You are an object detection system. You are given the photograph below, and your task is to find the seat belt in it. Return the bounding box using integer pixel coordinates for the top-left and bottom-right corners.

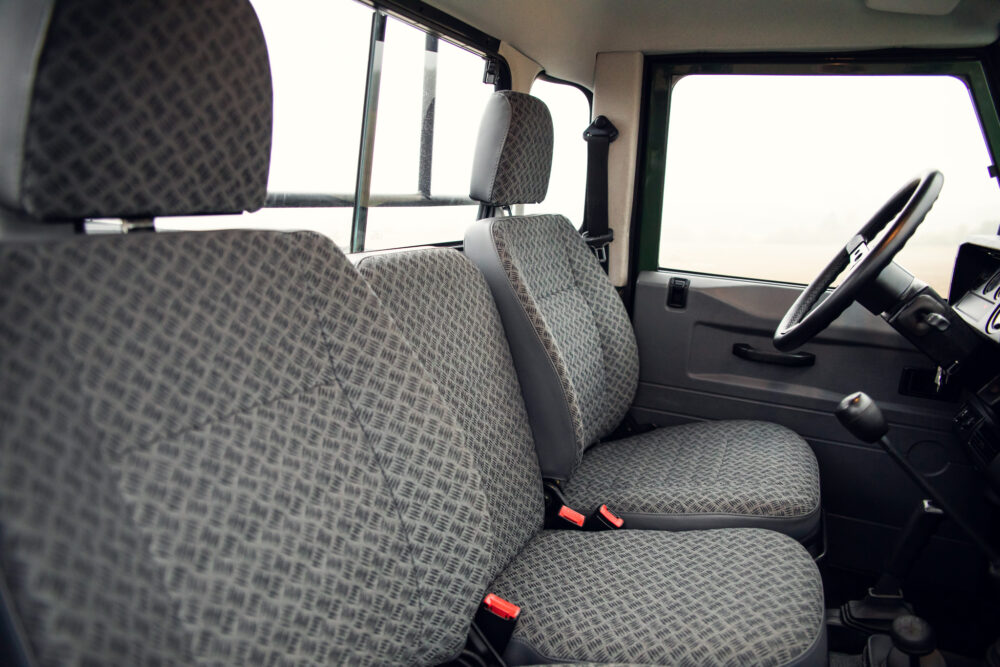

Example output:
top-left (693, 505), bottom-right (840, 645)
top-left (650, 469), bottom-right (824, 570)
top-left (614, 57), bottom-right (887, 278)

top-left (581, 115), bottom-right (619, 268)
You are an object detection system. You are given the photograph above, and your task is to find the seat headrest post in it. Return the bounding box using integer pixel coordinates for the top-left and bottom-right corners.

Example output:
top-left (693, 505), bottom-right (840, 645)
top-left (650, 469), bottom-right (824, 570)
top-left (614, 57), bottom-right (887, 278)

top-left (470, 91), bottom-right (553, 208)
top-left (0, 0), bottom-right (273, 222)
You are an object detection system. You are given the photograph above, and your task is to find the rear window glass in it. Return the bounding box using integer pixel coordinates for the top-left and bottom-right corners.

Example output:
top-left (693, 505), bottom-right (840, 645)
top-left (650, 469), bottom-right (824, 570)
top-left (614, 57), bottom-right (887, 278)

top-left (158, 0), bottom-right (495, 252)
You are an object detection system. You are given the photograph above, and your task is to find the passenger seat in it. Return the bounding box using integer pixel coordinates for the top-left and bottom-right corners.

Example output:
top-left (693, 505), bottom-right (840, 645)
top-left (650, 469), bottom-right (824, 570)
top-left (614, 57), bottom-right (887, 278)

top-left (357, 247), bottom-right (827, 665)
top-left (464, 91), bottom-right (822, 539)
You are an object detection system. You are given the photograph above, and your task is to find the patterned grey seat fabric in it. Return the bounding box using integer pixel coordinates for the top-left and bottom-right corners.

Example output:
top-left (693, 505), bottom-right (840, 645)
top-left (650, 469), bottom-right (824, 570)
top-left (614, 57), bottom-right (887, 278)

top-left (0, 2), bottom-right (496, 664)
top-left (358, 247), bottom-right (827, 666)
top-left (492, 530), bottom-right (825, 666)
top-left (357, 248), bottom-right (546, 575)
top-left (464, 91), bottom-right (821, 538)
top-left (0, 0), bottom-right (272, 220)
top-left (0, 232), bottom-right (495, 665)
top-left (567, 420), bottom-right (821, 535)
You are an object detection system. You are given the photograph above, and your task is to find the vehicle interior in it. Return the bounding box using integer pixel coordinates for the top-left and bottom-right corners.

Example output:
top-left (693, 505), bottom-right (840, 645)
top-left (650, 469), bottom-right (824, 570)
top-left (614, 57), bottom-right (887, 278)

top-left (2, 0), bottom-right (1000, 665)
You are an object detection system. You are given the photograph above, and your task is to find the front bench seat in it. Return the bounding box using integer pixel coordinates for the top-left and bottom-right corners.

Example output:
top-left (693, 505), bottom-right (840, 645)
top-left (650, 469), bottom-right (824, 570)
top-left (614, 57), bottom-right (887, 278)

top-left (464, 91), bottom-right (821, 539)
top-left (357, 247), bottom-right (826, 666)
top-left (0, 4), bottom-right (824, 665)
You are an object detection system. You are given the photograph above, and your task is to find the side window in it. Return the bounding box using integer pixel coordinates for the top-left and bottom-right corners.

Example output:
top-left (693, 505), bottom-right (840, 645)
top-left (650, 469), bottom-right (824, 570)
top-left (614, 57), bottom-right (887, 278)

top-left (363, 17), bottom-right (494, 251)
top-left (658, 74), bottom-right (1000, 294)
top-left (158, 0), bottom-right (495, 252)
top-left (525, 77), bottom-right (590, 225)
top-left (156, 0), bottom-right (371, 246)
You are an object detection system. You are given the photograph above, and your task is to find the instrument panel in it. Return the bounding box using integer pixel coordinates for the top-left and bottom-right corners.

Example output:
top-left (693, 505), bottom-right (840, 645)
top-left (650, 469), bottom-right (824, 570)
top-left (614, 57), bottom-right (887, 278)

top-left (953, 267), bottom-right (1000, 342)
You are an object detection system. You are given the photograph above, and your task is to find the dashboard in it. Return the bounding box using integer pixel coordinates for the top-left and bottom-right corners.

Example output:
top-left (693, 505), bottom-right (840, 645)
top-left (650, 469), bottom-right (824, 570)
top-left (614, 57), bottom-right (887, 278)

top-left (954, 267), bottom-right (1000, 342)
top-left (948, 236), bottom-right (1000, 492)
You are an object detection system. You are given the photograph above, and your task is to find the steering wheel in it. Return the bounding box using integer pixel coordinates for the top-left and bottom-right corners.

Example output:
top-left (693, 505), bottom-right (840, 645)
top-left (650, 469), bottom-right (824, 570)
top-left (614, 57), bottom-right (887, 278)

top-left (773, 170), bottom-right (944, 352)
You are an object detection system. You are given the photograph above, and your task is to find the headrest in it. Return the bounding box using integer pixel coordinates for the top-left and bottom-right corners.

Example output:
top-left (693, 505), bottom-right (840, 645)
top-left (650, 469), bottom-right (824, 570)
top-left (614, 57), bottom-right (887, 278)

top-left (0, 0), bottom-right (272, 221)
top-left (470, 91), bottom-right (553, 207)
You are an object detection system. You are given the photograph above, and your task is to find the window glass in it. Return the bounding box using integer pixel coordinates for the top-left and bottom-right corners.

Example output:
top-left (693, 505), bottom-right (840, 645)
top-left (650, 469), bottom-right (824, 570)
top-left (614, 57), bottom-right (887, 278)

top-left (659, 74), bottom-right (1000, 293)
top-left (157, 1), bottom-right (495, 252)
top-left (258, 0), bottom-right (370, 195)
top-left (157, 0), bottom-right (370, 245)
top-left (525, 78), bottom-right (590, 225)
top-left (431, 39), bottom-right (495, 196)
top-left (363, 206), bottom-right (481, 251)
top-left (369, 16), bottom-right (424, 196)
top-left (365, 17), bottom-right (493, 250)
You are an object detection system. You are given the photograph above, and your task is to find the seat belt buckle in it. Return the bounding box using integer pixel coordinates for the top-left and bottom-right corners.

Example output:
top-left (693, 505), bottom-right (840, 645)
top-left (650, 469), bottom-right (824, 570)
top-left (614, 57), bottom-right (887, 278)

top-left (474, 593), bottom-right (520, 656)
top-left (581, 230), bottom-right (613, 264)
top-left (482, 593), bottom-right (520, 620)
top-left (589, 504), bottom-right (625, 530)
top-left (557, 504), bottom-right (586, 528)
top-left (553, 501), bottom-right (625, 530)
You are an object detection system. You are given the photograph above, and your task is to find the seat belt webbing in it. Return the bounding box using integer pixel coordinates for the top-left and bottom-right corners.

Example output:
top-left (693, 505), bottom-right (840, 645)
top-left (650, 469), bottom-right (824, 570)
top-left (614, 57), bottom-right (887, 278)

top-left (581, 115), bottom-right (619, 266)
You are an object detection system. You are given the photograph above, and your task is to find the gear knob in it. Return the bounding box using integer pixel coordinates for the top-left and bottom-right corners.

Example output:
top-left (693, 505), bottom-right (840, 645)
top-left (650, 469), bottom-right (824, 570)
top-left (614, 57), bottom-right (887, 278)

top-left (887, 615), bottom-right (946, 667)
top-left (836, 392), bottom-right (889, 443)
top-left (890, 615), bottom-right (935, 656)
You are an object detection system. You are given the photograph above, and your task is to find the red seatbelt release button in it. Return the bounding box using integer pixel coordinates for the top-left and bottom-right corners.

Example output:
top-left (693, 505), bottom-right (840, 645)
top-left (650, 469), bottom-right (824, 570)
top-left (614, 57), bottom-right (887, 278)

top-left (483, 593), bottom-right (521, 621)
top-left (598, 504), bottom-right (624, 528)
top-left (558, 504), bottom-right (586, 527)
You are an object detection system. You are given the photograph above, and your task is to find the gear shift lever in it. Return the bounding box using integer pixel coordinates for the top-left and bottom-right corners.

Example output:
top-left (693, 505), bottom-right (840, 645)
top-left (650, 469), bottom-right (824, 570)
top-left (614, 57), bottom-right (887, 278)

top-left (834, 392), bottom-right (1000, 639)
top-left (836, 392), bottom-right (1000, 568)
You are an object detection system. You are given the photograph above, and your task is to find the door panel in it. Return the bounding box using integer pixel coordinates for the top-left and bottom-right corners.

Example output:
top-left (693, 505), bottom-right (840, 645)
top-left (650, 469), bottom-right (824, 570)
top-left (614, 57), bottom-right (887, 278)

top-left (632, 270), bottom-right (989, 592)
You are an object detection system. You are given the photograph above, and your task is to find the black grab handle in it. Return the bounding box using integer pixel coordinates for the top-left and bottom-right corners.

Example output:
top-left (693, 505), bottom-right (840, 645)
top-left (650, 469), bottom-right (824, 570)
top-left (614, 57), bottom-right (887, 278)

top-left (732, 343), bottom-right (815, 367)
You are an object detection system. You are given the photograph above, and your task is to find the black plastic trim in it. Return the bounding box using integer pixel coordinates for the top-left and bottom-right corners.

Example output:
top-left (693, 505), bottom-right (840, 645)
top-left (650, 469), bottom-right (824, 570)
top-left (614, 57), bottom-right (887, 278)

top-left (359, 0), bottom-right (500, 58)
top-left (623, 56), bottom-right (653, 316)
top-left (733, 343), bottom-right (816, 367)
top-left (267, 193), bottom-right (474, 208)
top-left (644, 46), bottom-right (995, 69)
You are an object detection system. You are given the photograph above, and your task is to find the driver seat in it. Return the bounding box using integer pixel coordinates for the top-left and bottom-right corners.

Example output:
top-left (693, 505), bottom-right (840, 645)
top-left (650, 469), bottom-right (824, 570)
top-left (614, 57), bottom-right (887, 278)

top-left (464, 91), bottom-right (822, 539)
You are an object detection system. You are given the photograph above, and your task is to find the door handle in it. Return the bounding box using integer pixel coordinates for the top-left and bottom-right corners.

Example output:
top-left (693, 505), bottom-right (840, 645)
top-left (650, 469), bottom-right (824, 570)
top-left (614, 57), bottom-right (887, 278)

top-left (732, 343), bottom-right (815, 367)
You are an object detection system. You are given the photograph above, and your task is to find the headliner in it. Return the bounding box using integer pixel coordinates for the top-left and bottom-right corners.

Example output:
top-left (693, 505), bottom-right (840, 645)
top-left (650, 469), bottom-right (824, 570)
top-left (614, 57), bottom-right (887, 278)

top-left (425, 0), bottom-right (1000, 86)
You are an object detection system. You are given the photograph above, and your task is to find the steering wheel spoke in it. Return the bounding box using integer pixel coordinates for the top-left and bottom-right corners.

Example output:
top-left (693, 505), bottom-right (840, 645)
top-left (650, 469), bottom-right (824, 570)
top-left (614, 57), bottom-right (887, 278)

top-left (773, 170), bottom-right (944, 352)
top-left (846, 234), bottom-right (870, 267)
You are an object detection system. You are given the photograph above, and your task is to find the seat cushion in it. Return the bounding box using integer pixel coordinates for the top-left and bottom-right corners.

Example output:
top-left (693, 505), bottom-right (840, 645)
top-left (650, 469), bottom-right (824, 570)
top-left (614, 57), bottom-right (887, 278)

top-left (564, 420), bottom-right (821, 539)
top-left (491, 529), bottom-right (826, 666)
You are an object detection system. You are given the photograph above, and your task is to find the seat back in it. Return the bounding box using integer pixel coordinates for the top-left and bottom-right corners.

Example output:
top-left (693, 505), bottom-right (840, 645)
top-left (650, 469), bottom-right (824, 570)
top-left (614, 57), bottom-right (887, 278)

top-left (357, 248), bottom-right (545, 575)
top-left (464, 91), bottom-right (640, 482)
top-left (0, 3), bottom-right (495, 664)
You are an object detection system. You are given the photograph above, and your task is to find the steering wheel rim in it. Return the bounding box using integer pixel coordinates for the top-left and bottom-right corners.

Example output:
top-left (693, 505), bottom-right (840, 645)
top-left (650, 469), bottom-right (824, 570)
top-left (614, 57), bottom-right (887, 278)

top-left (772, 170), bottom-right (944, 352)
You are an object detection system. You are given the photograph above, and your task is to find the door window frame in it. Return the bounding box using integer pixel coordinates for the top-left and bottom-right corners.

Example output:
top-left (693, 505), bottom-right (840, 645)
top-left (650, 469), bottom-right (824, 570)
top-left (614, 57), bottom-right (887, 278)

top-left (633, 55), bottom-right (1000, 282)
